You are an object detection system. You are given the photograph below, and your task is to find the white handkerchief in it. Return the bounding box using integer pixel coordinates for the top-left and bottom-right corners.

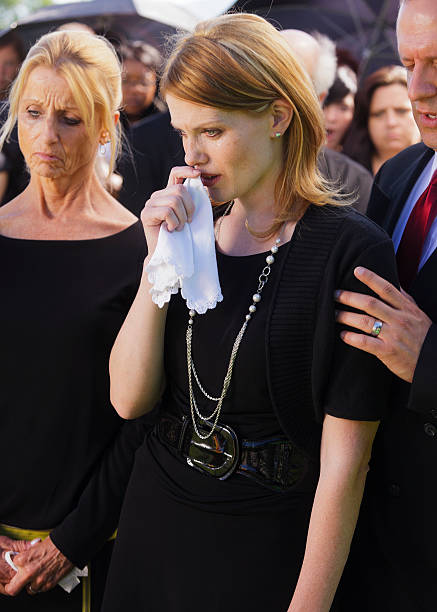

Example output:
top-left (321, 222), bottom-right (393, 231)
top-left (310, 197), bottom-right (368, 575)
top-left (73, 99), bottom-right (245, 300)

top-left (146, 177), bottom-right (223, 314)
top-left (58, 566), bottom-right (88, 593)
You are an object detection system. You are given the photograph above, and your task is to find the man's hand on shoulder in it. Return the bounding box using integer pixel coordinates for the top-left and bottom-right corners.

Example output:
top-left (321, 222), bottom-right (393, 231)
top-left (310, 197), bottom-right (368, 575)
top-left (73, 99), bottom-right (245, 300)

top-left (335, 266), bottom-right (432, 382)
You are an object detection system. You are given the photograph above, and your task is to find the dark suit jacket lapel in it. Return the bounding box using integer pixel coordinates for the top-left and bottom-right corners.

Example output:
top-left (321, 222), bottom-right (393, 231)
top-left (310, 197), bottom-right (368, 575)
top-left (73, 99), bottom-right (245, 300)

top-left (412, 148), bottom-right (437, 290)
top-left (372, 145), bottom-right (434, 236)
top-left (410, 248), bottom-right (437, 317)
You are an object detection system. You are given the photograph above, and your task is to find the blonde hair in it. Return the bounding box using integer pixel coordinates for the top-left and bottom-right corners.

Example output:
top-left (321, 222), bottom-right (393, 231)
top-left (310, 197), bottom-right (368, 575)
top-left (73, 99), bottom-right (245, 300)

top-left (160, 13), bottom-right (342, 236)
top-left (0, 30), bottom-right (122, 176)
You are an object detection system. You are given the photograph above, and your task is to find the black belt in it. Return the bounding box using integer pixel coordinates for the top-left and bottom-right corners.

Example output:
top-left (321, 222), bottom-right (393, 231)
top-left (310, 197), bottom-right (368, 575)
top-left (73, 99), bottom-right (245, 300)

top-left (157, 413), bottom-right (308, 492)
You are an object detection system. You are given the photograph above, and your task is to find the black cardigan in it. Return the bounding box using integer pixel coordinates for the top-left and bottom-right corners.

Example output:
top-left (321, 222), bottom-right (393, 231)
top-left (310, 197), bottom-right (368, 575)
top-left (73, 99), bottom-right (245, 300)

top-left (266, 204), bottom-right (399, 460)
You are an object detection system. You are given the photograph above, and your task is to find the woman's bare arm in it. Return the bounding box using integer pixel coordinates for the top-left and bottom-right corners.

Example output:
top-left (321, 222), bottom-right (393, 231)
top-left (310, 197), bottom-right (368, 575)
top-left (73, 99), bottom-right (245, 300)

top-left (109, 262), bottom-right (168, 419)
top-left (288, 414), bottom-right (378, 611)
top-left (109, 166), bottom-right (200, 419)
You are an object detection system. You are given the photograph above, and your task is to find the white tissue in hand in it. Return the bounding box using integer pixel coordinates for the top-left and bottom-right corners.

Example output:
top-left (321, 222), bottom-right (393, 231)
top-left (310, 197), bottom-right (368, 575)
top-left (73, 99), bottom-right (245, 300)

top-left (58, 566), bottom-right (88, 593)
top-left (146, 221), bottom-right (194, 306)
top-left (146, 176), bottom-right (223, 313)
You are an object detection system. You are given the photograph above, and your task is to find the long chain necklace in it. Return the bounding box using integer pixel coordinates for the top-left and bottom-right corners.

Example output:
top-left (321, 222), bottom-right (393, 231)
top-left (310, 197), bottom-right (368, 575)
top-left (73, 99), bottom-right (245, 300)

top-left (186, 225), bottom-right (283, 440)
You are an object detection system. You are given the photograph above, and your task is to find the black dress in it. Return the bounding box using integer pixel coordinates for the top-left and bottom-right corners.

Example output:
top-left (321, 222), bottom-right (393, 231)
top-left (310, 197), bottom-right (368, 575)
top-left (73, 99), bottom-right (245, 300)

top-left (102, 208), bottom-right (396, 612)
top-left (0, 221), bottom-right (150, 611)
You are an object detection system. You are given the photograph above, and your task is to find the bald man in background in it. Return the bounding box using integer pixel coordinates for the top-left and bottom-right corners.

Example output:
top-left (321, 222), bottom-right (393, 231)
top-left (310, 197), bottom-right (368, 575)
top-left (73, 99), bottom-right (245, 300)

top-left (282, 29), bottom-right (329, 96)
top-left (282, 29), bottom-right (372, 213)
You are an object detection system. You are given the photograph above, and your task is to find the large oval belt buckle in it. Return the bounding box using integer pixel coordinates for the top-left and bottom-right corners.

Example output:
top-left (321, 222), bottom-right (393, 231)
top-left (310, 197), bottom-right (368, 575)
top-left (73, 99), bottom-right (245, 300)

top-left (186, 420), bottom-right (239, 480)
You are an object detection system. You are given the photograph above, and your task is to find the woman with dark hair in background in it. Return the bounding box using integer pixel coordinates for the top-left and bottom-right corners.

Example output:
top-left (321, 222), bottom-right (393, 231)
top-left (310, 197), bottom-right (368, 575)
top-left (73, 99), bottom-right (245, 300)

top-left (119, 40), bottom-right (165, 125)
top-left (342, 65), bottom-right (420, 175)
top-left (0, 30), bottom-right (26, 204)
top-left (0, 30), bottom-right (24, 99)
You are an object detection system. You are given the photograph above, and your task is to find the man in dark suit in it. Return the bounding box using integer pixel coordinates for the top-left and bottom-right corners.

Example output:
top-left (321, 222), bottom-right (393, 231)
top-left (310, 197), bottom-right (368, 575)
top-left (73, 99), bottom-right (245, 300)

top-left (335, 0), bottom-right (437, 609)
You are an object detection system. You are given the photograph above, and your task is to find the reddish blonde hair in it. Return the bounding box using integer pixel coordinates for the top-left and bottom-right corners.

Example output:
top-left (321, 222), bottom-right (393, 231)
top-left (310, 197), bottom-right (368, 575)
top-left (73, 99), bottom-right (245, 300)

top-left (160, 13), bottom-right (343, 235)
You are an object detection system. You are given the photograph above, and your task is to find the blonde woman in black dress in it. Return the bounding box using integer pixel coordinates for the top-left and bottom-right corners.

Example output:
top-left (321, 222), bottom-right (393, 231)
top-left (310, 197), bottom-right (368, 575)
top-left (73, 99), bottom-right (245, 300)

top-left (103, 13), bottom-right (398, 612)
top-left (0, 30), bottom-right (148, 611)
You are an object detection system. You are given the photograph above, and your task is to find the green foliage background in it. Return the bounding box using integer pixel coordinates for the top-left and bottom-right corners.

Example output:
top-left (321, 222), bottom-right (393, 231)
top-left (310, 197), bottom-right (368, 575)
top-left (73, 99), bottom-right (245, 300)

top-left (0, 0), bottom-right (52, 30)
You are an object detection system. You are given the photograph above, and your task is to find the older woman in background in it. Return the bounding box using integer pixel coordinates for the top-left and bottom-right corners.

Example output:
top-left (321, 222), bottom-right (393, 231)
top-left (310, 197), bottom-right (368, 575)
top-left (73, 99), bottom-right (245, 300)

top-left (0, 30), bottom-right (148, 611)
top-left (323, 65), bottom-right (357, 151)
top-left (342, 65), bottom-right (420, 175)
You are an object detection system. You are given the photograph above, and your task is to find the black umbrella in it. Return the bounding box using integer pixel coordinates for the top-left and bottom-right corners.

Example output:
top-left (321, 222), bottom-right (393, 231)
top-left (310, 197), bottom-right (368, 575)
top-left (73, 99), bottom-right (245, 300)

top-left (1, 0), bottom-right (174, 51)
top-left (1, 0), bottom-right (399, 77)
top-left (0, 0), bottom-right (234, 52)
top-left (232, 0), bottom-right (400, 78)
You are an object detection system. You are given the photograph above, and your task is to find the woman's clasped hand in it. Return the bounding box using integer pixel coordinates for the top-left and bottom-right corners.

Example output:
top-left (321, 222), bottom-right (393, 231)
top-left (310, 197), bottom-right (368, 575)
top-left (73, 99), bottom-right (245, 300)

top-left (0, 537), bottom-right (32, 595)
top-left (140, 165), bottom-right (199, 248)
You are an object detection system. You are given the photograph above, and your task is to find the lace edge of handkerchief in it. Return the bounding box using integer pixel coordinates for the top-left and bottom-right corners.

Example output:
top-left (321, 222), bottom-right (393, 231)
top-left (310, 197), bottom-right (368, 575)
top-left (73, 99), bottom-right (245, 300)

top-left (150, 284), bottom-right (180, 308)
top-left (146, 256), bottom-right (192, 284)
top-left (182, 290), bottom-right (224, 314)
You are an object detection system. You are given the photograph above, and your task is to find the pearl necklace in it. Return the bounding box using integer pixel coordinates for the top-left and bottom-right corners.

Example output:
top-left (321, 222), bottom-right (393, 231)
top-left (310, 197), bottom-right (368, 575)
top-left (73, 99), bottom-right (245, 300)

top-left (186, 232), bottom-right (282, 440)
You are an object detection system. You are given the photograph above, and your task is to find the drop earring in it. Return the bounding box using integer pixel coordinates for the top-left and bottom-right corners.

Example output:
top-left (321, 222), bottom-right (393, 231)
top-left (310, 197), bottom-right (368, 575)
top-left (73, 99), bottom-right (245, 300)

top-left (99, 142), bottom-right (106, 156)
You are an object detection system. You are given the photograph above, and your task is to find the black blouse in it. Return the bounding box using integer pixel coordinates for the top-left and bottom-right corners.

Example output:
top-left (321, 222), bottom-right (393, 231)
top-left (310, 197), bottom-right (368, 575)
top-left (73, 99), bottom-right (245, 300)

top-left (164, 245), bottom-right (288, 440)
top-left (143, 205), bottom-right (399, 514)
top-left (0, 221), bottom-right (150, 567)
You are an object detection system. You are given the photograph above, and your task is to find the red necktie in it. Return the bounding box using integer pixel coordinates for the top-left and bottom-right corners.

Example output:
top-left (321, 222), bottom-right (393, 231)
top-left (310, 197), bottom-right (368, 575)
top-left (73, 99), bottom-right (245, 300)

top-left (396, 169), bottom-right (437, 289)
